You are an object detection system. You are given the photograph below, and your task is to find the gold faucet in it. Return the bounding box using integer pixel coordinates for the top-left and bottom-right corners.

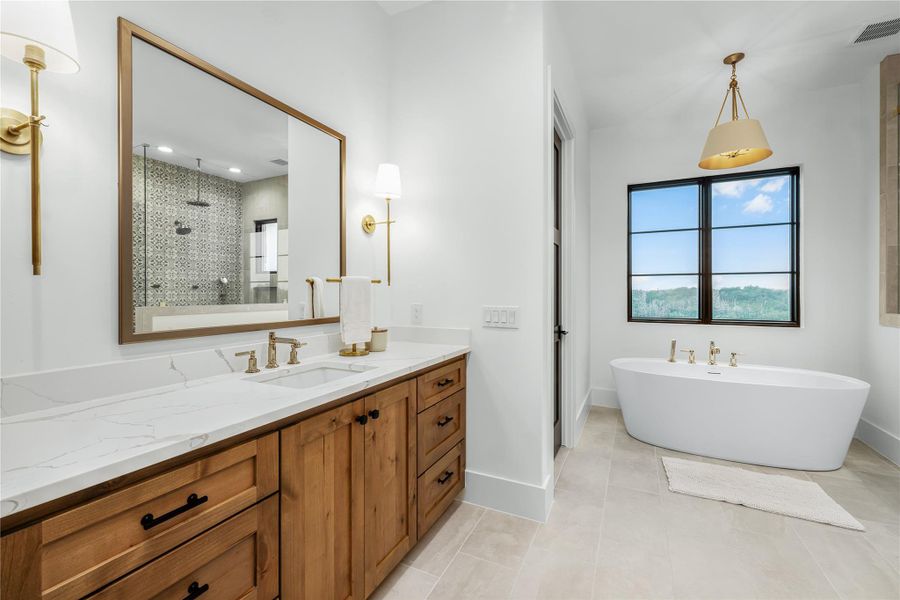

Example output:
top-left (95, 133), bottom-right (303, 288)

top-left (667, 339), bottom-right (677, 363)
top-left (729, 352), bottom-right (743, 367)
top-left (681, 349), bottom-right (696, 364)
top-left (267, 331), bottom-right (299, 369)
top-left (288, 340), bottom-right (308, 365)
top-left (234, 350), bottom-right (260, 373)
top-left (707, 341), bottom-right (721, 366)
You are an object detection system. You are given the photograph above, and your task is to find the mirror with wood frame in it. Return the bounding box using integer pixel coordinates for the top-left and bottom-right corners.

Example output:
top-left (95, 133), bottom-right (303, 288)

top-left (118, 18), bottom-right (345, 343)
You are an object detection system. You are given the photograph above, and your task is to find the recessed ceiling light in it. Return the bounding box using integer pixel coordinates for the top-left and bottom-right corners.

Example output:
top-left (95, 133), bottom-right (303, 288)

top-left (157, 146), bottom-right (173, 153)
top-left (229, 167), bottom-right (242, 173)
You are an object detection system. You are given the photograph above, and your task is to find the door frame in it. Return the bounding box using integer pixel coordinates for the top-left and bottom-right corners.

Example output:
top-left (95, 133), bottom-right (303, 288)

top-left (551, 91), bottom-right (576, 450)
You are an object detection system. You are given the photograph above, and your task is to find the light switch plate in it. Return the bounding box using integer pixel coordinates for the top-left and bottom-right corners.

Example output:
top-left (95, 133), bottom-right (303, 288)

top-left (482, 305), bottom-right (519, 328)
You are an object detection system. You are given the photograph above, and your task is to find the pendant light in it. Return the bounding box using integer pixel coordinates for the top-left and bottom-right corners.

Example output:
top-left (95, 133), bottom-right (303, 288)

top-left (698, 52), bottom-right (772, 170)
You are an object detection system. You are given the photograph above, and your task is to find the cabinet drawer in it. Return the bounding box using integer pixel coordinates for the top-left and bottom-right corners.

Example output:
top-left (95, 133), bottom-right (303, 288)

top-left (416, 359), bottom-right (465, 413)
top-left (41, 434), bottom-right (278, 600)
top-left (88, 495), bottom-right (278, 600)
top-left (417, 390), bottom-right (465, 475)
top-left (417, 442), bottom-right (465, 539)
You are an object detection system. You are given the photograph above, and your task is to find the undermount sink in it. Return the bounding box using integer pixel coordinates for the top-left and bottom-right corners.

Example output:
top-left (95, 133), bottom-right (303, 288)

top-left (247, 362), bottom-right (377, 390)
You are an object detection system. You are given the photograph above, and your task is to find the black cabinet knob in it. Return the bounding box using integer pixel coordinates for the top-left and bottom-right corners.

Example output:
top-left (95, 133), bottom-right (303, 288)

top-left (368, 409), bottom-right (380, 420)
top-left (355, 414), bottom-right (368, 425)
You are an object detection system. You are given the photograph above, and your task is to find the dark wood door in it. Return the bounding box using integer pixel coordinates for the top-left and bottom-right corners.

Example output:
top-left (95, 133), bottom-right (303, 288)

top-left (281, 400), bottom-right (366, 600)
top-left (553, 130), bottom-right (564, 456)
top-left (364, 380), bottom-right (417, 596)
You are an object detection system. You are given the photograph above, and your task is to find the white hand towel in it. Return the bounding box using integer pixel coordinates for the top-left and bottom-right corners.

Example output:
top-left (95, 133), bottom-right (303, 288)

top-left (307, 276), bottom-right (325, 319)
top-left (340, 276), bottom-right (372, 345)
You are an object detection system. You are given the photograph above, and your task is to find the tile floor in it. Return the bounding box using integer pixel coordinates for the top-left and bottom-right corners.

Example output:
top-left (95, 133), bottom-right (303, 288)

top-left (372, 407), bottom-right (900, 600)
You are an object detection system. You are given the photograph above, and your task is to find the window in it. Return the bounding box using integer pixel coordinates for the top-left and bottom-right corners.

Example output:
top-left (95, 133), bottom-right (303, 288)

top-left (628, 167), bottom-right (799, 326)
top-left (254, 219), bottom-right (278, 274)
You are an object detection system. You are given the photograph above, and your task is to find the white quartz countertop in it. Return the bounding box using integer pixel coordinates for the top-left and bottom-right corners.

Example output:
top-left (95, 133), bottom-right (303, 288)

top-left (0, 341), bottom-right (469, 519)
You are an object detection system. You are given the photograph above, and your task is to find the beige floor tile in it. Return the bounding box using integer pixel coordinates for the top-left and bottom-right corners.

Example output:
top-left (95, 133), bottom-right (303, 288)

top-left (371, 564), bottom-right (438, 600)
top-left (534, 487), bottom-right (604, 554)
top-left (613, 430), bottom-right (656, 459)
top-left (594, 536), bottom-right (673, 600)
top-left (427, 552), bottom-right (517, 600)
top-left (609, 451), bottom-right (659, 495)
top-left (577, 427), bottom-right (616, 460)
top-left (554, 447), bottom-right (570, 484)
top-left (586, 407), bottom-right (624, 432)
top-left (735, 528), bottom-right (838, 599)
top-left (792, 518), bottom-right (900, 599)
top-left (845, 440), bottom-right (900, 478)
top-left (556, 449), bottom-right (611, 497)
top-left (809, 471), bottom-right (899, 524)
top-left (404, 501), bottom-right (485, 576)
top-left (459, 509), bottom-right (538, 569)
top-left (510, 545), bottom-right (595, 600)
top-left (602, 485), bottom-right (667, 546)
top-left (668, 531), bottom-right (758, 600)
top-left (860, 519), bottom-right (900, 574)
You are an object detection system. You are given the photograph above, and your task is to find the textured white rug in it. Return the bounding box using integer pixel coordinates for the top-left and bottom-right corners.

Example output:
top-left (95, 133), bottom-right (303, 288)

top-left (661, 457), bottom-right (865, 531)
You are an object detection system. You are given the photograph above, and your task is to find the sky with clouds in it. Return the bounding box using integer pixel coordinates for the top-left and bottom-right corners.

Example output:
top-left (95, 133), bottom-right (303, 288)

top-left (631, 175), bottom-right (792, 291)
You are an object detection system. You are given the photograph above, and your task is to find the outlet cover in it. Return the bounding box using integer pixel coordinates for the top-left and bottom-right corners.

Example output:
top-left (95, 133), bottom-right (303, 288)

top-left (411, 303), bottom-right (423, 325)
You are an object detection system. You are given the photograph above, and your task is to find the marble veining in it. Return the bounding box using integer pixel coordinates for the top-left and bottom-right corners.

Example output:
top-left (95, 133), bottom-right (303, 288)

top-left (1, 340), bottom-right (469, 518)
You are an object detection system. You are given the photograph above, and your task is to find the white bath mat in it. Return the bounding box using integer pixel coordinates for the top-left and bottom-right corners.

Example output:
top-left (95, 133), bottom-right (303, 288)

top-left (661, 457), bottom-right (865, 531)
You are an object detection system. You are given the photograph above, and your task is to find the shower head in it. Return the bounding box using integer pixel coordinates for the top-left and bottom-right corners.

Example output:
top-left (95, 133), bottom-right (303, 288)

top-left (174, 220), bottom-right (192, 235)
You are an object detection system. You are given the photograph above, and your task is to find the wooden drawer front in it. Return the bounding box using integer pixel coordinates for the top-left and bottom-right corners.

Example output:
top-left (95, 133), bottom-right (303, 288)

top-left (88, 495), bottom-right (278, 600)
top-left (417, 442), bottom-right (465, 539)
top-left (41, 434), bottom-right (278, 600)
top-left (417, 390), bottom-right (465, 475)
top-left (416, 359), bottom-right (466, 413)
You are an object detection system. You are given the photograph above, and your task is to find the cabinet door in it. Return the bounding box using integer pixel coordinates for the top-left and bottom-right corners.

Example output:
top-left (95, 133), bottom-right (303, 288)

top-left (281, 400), bottom-right (365, 600)
top-left (364, 380), bottom-right (417, 596)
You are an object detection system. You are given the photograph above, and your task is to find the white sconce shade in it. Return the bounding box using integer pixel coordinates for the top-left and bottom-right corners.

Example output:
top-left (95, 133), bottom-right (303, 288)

top-left (698, 118), bottom-right (772, 170)
top-left (1, 0), bottom-right (80, 73)
top-left (374, 163), bottom-right (402, 199)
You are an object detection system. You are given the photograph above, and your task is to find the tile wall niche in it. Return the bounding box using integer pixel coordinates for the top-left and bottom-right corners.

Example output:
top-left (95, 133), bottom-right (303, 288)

top-left (132, 154), bottom-right (244, 308)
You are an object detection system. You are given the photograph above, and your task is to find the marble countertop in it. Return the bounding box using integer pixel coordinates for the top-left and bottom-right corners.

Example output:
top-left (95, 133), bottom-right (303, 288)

top-left (0, 341), bottom-right (469, 519)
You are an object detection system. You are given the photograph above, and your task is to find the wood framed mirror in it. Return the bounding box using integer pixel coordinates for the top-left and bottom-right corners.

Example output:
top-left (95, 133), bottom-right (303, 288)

top-left (118, 18), bottom-right (345, 343)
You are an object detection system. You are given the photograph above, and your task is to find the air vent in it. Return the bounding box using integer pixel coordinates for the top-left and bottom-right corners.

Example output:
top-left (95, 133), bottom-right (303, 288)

top-left (270, 158), bottom-right (288, 166)
top-left (853, 18), bottom-right (900, 44)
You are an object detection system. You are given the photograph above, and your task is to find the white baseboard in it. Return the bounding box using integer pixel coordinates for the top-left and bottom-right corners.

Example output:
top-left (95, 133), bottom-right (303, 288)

top-left (574, 389), bottom-right (591, 446)
top-left (463, 469), bottom-right (551, 522)
top-left (590, 387), bottom-right (619, 408)
top-left (855, 418), bottom-right (900, 466)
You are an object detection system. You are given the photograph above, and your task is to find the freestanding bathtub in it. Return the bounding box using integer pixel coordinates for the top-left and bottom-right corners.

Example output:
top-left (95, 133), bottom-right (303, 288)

top-left (609, 358), bottom-right (870, 471)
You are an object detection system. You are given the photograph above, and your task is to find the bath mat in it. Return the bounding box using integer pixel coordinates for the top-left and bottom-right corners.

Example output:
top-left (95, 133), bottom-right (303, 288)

top-left (661, 457), bottom-right (865, 531)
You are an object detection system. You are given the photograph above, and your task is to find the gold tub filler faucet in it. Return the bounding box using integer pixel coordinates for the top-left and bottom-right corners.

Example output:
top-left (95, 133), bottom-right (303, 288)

top-left (708, 341), bottom-right (721, 366)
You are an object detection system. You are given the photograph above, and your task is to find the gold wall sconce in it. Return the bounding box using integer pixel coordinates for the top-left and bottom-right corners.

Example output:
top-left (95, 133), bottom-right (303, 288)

top-left (1, 1), bottom-right (80, 275)
top-left (362, 163), bottom-right (402, 285)
top-left (699, 52), bottom-right (772, 170)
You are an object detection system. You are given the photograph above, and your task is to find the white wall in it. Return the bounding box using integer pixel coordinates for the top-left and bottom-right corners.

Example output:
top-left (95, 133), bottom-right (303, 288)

top-left (0, 0), bottom-right (391, 375)
top-left (858, 65), bottom-right (900, 463)
top-left (386, 2), bottom-right (554, 518)
top-left (590, 83), bottom-right (871, 405)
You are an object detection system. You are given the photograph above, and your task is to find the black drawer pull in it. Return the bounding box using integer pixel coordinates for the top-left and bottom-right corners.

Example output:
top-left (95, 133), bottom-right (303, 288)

top-left (437, 416), bottom-right (454, 427)
top-left (140, 493), bottom-right (208, 530)
top-left (437, 470), bottom-right (454, 485)
top-left (368, 409), bottom-right (380, 420)
top-left (184, 581), bottom-right (209, 600)
top-left (356, 414), bottom-right (368, 425)
top-left (436, 378), bottom-right (454, 388)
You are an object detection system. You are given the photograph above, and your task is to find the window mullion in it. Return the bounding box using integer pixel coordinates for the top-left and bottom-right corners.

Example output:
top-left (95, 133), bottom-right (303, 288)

top-left (700, 178), bottom-right (712, 324)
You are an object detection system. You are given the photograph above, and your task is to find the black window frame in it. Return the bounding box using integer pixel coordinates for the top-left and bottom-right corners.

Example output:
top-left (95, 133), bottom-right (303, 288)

top-left (627, 166), bottom-right (800, 327)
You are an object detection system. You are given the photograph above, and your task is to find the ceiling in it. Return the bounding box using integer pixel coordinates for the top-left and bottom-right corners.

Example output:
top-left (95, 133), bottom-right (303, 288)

top-left (554, 1), bottom-right (900, 128)
top-left (132, 37), bottom-right (290, 183)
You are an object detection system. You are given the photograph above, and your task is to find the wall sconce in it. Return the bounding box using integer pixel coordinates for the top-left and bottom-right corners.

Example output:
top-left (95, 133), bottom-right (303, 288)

top-left (362, 163), bottom-right (402, 285)
top-left (0, 1), bottom-right (80, 275)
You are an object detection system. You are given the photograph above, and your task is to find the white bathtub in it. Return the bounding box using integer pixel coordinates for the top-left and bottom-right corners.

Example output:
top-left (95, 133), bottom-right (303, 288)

top-left (609, 358), bottom-right (870, 471)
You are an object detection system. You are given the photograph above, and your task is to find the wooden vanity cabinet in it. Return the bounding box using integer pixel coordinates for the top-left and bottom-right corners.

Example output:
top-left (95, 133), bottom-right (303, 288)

top-left (1, 357), bottom-right (467, 600)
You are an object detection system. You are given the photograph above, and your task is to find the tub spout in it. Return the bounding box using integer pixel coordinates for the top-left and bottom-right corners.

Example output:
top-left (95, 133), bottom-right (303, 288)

top-left (708, 341), bottom-right (721, 366)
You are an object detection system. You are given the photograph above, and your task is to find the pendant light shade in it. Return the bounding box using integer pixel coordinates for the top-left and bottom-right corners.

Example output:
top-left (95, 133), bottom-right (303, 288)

top-left (699, 52), bottom-right (772, 170)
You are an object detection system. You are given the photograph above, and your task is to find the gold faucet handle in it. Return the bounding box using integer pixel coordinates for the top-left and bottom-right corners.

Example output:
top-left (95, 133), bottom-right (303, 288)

top-left (287, 341), bottom-right (308, 365)
top-left (235, 350), bottom-right (261, 374)
top-left (680, 349), bottom-right (696, 364)
top-left (729, 352), bottom-right (743, 367)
